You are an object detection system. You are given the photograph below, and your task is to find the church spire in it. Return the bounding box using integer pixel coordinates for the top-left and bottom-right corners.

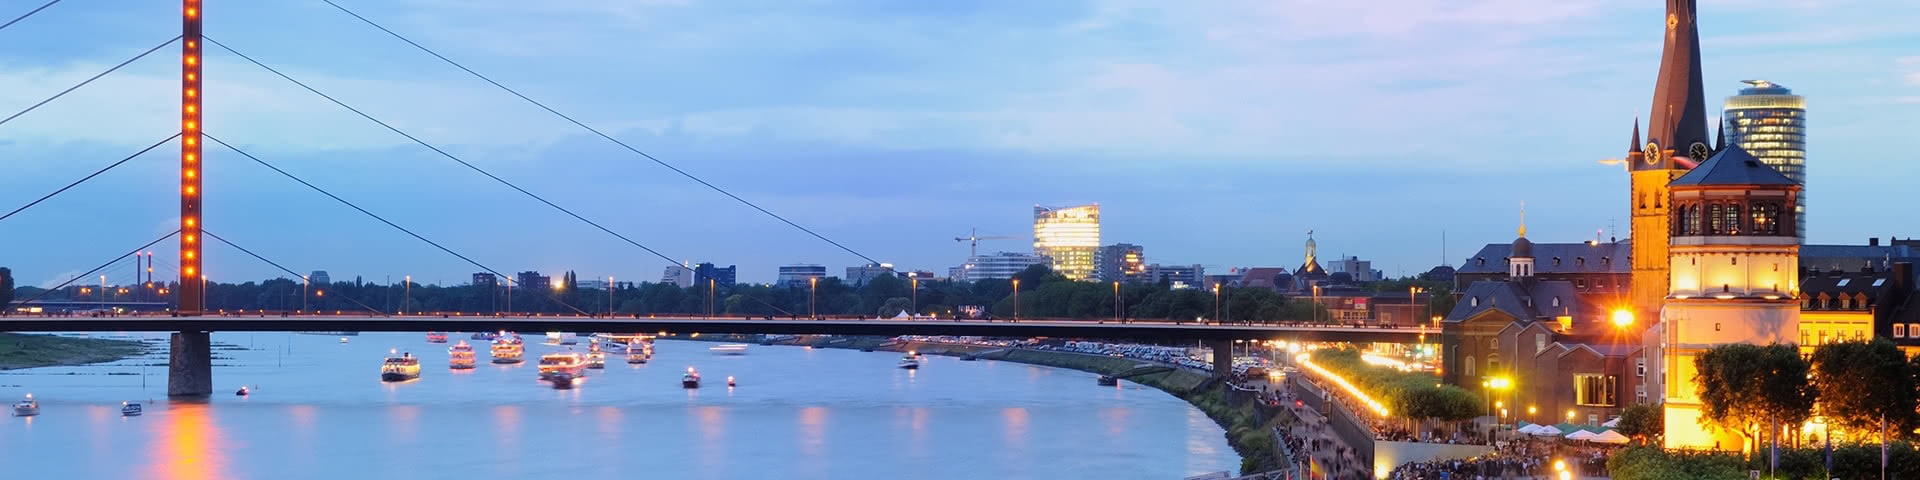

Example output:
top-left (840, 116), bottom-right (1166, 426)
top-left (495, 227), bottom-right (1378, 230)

top-left (1518, 201), bottom-right (1527, 237)
top-left (1630, 118), bottom-right (1643, 153)
top-left (1714, 120), bottom-right (1725, 151)
top-left (1639, 0), bottom-right (1711, 170)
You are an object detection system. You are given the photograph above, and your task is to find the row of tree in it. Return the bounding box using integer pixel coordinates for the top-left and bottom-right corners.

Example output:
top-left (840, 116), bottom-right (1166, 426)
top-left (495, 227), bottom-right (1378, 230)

top-left (1314, 348), bottom-right (1483, 428)
top-left (1648, 339), bottom-right (1920, 452)
top-left (9, 264), bottom-right (1444, 324)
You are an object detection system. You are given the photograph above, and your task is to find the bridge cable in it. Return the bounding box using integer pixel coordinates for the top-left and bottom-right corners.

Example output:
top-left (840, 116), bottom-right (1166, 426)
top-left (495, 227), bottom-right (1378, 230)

top-left (14, 230), bottom-right (179, 308)
top-left (204, 38), bottom-right (680, 270)
top-left (0, 133), bottom-right (178, 225)
top-left (0, 0), bottom-right (63, 34)
top-left (202, 230), bottom-right (387, 315)
top-left (202, 134), bottom-right (591, 316)
top-left (0, 35), bottom-right (179, 129)
top-left (315, 1), bottom-right (891, 269)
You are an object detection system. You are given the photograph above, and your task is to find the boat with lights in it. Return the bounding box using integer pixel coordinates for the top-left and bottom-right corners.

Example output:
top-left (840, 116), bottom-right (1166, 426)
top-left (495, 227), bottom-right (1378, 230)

top-left (491, 334), bottom-right (524, 364)
top-left (448, 341), bottom-right (477, 369)
top-left (381, 351), bottom-right (422, 382)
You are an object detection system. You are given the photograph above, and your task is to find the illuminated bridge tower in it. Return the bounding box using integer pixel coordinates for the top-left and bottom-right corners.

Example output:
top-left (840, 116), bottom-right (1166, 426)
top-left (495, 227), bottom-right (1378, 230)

top-left (1655, 145), bottom-right (1801, 450)
top-left (1630, 0), bottom-right (1713, 328)
top-left (169, 0), bottom-right (213, 397)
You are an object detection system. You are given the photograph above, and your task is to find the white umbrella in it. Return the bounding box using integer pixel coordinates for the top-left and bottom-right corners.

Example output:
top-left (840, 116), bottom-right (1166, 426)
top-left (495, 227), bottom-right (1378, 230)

top-left (1590, 430), bottom-right (1631, 444)
top-left (1516, 424), bottom-right (1541, 435)
top-left (1565, 429), bottom-right (1597, 441)
top-left (1530, 425), bottom-right (1563, 437)
top-left (1601, 417), bottom-right (1621, 428)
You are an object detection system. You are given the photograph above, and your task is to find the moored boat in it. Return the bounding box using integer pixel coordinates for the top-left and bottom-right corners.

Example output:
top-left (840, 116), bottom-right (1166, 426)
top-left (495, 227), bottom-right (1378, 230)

top-left (449, 341), bottom-right (477, 369)
top-left (121, 401), bottom-right (143, 417)
top-left (470, 332), bottom-right (495, 341)
top-left (1097, 375), bottom-right (1118, 386)
top-left (537, 352), bottom-right (587, 382)
top-left (381, 351), bottom-right (422, 382)
top-left (682, 367), bottom-right (701, 388)
top-left (425, 332), bottom-right (448, 343)
top-left (898, 351), bottom-right (921, 370)
top-left (709, 344), bottom-right (748, 355)
top-left (491, 333), bottom-right (524, 364)
top-left (626, 344), bottom-right (650, 364)
top-left (13, 394), bottom-right (39, 417)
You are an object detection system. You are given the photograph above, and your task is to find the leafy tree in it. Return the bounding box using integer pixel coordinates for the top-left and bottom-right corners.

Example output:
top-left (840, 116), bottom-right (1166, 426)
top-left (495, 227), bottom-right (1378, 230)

top-left (0, 267), bottom-right (13, 315)
top-left (1695, 343), bottom-right (1817, 453)
top-left (875, 297), bottom-right (912, 317)
top-left (1617, 403), bottom-right (1664, 445)
top-left (1811, 339), bottom-right (1919, 437)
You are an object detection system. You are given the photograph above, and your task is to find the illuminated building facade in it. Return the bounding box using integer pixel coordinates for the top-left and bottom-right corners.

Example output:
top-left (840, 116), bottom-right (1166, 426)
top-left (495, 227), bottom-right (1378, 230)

top-left (1723, 80), bottom-right (1807, 239)
top-left (1095, 243), bottom-right (1145, 283)
top-left (951, 252), bottom-right (1048, 282)
top-left (1033, 205), bottom-right (1100, 280)
top-left (1630, 0), bottom-right (1714, 332)
top-left (1650, 145), bottom-right (1802, 450)
top-left (776, 264), bottom-right (827, 288)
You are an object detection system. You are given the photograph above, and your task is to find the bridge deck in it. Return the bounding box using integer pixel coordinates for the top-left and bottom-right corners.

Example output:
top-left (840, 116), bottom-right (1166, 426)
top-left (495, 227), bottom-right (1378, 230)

top-left (0, 315), bottom-right (1426, 342)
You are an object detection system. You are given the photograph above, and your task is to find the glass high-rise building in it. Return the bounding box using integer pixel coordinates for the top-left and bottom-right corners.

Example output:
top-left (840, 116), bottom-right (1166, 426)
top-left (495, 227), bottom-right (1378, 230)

top-left (1724, 80), bottom-right (1806, 238)
top-left (1033, 204), bottom-right (1100, 280)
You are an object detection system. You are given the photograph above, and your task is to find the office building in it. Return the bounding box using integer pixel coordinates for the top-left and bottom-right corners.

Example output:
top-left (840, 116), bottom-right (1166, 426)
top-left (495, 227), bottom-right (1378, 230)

top-left (693, 263), bottom-right (736, 290)
top-left (1095, 243), bottom-right (1145, 283)
top-left (661, 263), bottom-right (694, 288)
top-left (1141, 264), bottom-right (1204, 289)
top-left (472, 272), bottom-right (498, 288)
top-left (952, 252), bottom-right (1048, 282)
top-left (309, 270), bottom-right (330, 286)
top-left (777, 264), bottom-right (828, 288)
top-left (515, 271), bottom-right (550, 291)
top-left (846, 263), bottom-right (900, 287)
top-left (1324, 256), bottom-right (1379, 282)
top-left (1724, 80), bottom-right (1806, 239)
top-left (1033, 204), bottom-right (1100, 280)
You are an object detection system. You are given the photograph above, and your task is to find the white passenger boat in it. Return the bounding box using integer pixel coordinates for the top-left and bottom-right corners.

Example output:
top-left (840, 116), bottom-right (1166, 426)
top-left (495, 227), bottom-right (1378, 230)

top-left (709, 344), bottom-right (748, 355)
top-left (12, 394), bottom-right (38, 417)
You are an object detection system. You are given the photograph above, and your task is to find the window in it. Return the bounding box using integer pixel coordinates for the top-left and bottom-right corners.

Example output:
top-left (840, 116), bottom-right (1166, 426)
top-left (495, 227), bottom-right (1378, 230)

top-left (1465, 356), bottom-right (1476, 377)
top-left (1535, 334), bottom-right (1547, 354)
top-left (1488, 355), bottom-right (1500, 374)
top-left (1576, 280), bottom-right (1586, 289)
top-left (1576, 257), bottom-right (1586, 267)
top-left (1490, 339), bottom-right (1499, 351)
top-left (1551, 297), bottom-right (1562, 308)
top-left (1553, 257), bottom-right (1561, 266)
top-left (1723, 204), bottom-right (1743, 235)
top-left (1708, 204), bottom-right (1724, 234)
top-left (1912, 324), bottom-right (1920, 338)
top-left (1470, 297), bottom-right (1479, 307)
top-left (1635, 358), bottom-right (1646, 377)
top-left (1893, 324), bottom-right (1904, 339)
top-left (1575, 374), bottom-right (1618, 406)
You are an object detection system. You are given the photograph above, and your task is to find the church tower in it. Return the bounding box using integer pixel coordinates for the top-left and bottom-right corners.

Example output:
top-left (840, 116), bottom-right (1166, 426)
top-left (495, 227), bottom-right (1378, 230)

top-left (1631, 0), bottom-right (1713, 325)
top-left (1655, 145), bottom-right (1801, 450)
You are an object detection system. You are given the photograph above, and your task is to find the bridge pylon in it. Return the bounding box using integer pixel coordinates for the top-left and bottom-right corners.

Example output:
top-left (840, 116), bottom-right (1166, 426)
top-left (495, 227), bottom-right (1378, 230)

top-left (177, 0), bottom-right (204, 314)
top-left (167, 331), bottom-right (213, 396)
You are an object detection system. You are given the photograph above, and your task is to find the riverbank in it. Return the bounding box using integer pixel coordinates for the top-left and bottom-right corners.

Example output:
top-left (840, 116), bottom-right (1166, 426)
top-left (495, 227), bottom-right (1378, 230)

top-left (0, 333), bottom-right (148, 370)
top-left (667, 333), bottom-right (1282, 473)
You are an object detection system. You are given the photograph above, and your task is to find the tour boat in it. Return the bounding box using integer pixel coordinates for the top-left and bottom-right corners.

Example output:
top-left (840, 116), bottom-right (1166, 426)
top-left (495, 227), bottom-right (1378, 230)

top-left (1097, 375), bottom-right (1118, 386)
top-left (121, 401), bottom-right (143, 417)
top-left (537, 352), bottom-right (587, 383)
top-left (425, 332), bottom-right (448, 343)
top-left (897, 351), bottom-right (920, 370)
top-left (381, 351), bottom-right (422, 382)
top-left (586, 351), bottom-right (607, 369)
top-left (682, 367), bottom-right (701, 388)
top-left (626, 344), bottom-right (650, 364)
top-left (491, 334), bottom-right (524, 364)
top-left (12, 394), bottom-right (38, 417)
top-left (448, 341), bottom-right (477, 369)
top-left (709, 344), bottom-right (749, 355)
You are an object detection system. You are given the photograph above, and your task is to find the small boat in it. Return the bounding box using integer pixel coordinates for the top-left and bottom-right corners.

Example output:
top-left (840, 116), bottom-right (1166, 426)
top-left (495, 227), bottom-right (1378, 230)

top-left (545, 332), bottom-right (579, 345)
top-left (235, 386), bottom-right (250, 396)
top-left (448, 341), bottom-right (477, 369)
top-left (960, 355), bottom-right (978, 362)
top-left (470, 332), bottom-right (495, 341)
top-left (898, 351), bottom-right (921, 370)
top-left (625, 344), bottom-right (649, 364)
top-left (1097, 375), bottom-right (1118, 386)
top-left (586, 352), bottom-right (606, 369)
top-left (426, 332), bottom-right (448, 343)
top-left (491, 334), bottom-right (525, 364)
top-left (381, 350), bottom-right (422, 382)
top-left (537, 352), bottom-right (587, 382)
top-left (709, 344), bottom-right (748, 355)
top-left (12, 394), bottom-right (38, 417)
top-left (682, 367), bottom-right (701, 388)
top-left (121, 401), bottom-right (143, 417)
top-left (727, 376), bottom-right (736, 387)
top-left (339, 337), bottom-right (350, 344)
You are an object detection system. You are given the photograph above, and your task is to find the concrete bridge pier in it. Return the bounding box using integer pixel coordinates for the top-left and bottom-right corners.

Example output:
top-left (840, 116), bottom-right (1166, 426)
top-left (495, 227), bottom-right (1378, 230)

top-left (168, 331), bottom-right (213, 396)
top-left (1209, 339), bottom-right (1233, 377)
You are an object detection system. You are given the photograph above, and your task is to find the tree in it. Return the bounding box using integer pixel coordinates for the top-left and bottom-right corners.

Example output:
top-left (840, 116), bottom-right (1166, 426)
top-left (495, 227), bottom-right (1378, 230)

top-left (1811, 339), bottom-right (1919, 438)
top-left (1695, 343), bottom-right (1817, 453)
top-left (0, 267), bottom-right (13, 316)
top-left (875, 297), bottom-right (912, 317)
top-left (1617, 403), bottom-right (1665, 445)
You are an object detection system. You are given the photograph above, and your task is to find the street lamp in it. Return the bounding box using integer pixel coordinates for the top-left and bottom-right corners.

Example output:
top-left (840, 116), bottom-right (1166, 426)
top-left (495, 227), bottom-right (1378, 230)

top-left (1611, 309), bottom-right (1634, 329)
top-left (911, 276), bottom-right (919, 318)
top-left (1011, 278), bottom-right (1021, 321)
top-left (607, 276), bottom-right (615, 316)
top-left (302, 275), bottom-right (310, 313)
top-left (1112, 281), bottom-right (1121, 324)
top-left (809, 276), bottom-right (818, 319)
top-left (1311, 285), bottom-right (1322, 324)
top-left (403, 275), bottom-right (411, 315)
top-left (1212, 283), bottom-right (1220, 325)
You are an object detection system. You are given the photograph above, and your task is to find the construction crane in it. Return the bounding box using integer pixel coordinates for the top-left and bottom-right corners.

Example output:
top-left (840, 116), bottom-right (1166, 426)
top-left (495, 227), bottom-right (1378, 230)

top-left (955, 228), bottom-right (1018, 258)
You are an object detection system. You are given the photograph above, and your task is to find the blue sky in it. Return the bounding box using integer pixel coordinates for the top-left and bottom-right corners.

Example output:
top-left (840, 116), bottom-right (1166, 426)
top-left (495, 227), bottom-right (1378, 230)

top-left (2, 0), bottom-right (1916, 287)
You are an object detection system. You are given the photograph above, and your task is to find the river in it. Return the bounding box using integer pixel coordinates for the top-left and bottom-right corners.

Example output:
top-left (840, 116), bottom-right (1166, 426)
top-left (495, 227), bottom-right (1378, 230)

top-left (0, 332), bottom-right (1236, 478)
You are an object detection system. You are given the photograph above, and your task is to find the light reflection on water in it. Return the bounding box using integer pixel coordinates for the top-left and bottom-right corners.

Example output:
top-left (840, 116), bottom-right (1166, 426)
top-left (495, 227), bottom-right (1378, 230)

top-left (1, 333), bottom-right (1236, 478)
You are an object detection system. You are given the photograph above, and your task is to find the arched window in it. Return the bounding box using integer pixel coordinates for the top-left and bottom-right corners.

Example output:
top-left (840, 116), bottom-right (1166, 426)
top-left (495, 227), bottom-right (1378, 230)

top-left (1465, 356), bottom-right (1476, 377)
top-left (1551, 297), bottom-right (1562, 307)
top-left (1708, 204), bottom-right (1724, 234)
top-left (1724, 204), bottom-right (1743, 235)
top-left (1489, 338), bottom-right (1499, 350)
top-left (1488, 355), bottom-right (1501, 374)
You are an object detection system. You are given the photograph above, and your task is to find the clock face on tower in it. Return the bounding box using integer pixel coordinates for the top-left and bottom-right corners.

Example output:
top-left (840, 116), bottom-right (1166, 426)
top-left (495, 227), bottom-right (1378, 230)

top-left (1688, 142), bottom-right (1711, 163)
top-left (1645, 142), bottom-right (1661, 165)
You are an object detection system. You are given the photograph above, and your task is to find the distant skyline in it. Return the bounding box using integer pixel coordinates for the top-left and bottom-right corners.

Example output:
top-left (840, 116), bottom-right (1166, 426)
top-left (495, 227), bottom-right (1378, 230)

top-left (2, 1), bottom-right (1917, 287)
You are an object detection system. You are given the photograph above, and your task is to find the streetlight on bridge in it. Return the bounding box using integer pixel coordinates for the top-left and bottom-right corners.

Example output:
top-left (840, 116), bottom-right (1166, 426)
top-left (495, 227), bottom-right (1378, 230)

top-left (809, 276), bottom-right (818, 319)
top-left (1010, 278), bottom-right (1020, 322)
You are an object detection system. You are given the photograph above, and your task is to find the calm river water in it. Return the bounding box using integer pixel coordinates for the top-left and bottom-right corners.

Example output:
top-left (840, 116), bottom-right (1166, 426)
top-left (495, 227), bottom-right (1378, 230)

top-left (0, 332), bottom-right (1234, 478)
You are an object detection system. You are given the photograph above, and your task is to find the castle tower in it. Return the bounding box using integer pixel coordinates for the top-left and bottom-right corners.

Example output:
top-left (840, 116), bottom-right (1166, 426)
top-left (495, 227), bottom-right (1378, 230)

top-left (1655, 145), bottom-right (1801, 450)
top-left (1630, 0), bottom-right (1713, 327)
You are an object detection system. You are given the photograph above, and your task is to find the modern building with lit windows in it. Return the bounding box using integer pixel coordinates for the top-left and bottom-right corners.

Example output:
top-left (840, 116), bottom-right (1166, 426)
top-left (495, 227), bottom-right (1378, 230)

top-left (950, 252), bottom-right (1049, 282)
top-left (1723, 80), bottom-right (1806, 239)
top-left (1095, 243), bottom-right (1145, 283)
top-left (776, 264), bottom-right (827, 288)
top-left (1033, 204), bottom-right (1100, 280)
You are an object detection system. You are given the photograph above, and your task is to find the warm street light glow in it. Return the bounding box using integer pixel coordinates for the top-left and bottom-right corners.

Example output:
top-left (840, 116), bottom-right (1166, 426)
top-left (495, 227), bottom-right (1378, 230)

top-left (1489, 376), bottom-right (1512, 390)
top-left (1296, 352), bottom-right (1389, 416)
top-left (1611, 309), bottom-right (1634, 328)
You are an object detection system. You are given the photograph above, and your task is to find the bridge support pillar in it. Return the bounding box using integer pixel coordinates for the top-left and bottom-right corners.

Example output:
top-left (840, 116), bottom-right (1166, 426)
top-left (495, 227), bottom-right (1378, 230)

top-left (1209, 339), bottom-right (1232, 378)
top-left (168, 331), bottom-right (212, 397)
